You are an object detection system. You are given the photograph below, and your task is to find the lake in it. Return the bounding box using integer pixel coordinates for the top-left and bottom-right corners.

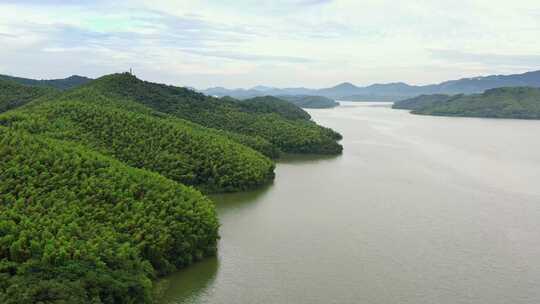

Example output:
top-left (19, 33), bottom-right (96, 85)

top-left (158, 102), bottom-right (540, 304)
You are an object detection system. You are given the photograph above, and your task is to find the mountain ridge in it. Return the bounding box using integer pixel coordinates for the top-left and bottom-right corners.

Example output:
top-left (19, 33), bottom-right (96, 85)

top-left (0, 74), bottom-right (92, 90)
top-left (201, 70), bottom-right (540, 101)
top-left (4, 69), bottom-right (540, 102)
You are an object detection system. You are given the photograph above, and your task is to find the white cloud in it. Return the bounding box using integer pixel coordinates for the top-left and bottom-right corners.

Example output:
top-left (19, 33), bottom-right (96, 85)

top-left (0, 0), bottom-right (539, 88)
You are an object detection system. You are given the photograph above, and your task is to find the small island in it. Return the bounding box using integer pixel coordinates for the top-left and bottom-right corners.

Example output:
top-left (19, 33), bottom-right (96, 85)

top-left (393, 87), bottom-right (540, 119)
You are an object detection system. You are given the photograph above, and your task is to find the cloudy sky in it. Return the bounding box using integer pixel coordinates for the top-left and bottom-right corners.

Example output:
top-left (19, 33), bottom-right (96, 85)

top-left (1, 0), bottom-right (539, 89)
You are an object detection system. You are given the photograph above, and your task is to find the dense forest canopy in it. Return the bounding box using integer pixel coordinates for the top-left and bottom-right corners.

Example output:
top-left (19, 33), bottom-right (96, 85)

top-left (392, 94), bottom-right (456, 111)
top-left (82, 73), bottom-right (343, 155)
top-left (393, 87), bottom-right (540, 119)
top-left (0, 127), bottom-right (219, 303)
top-left (0, 72), bottom-right (344, 303)
top-left (0, 89), bottom-right (275, 193)
top-left (0, 79), bottom-right (57, 114)
top-left (237, 96), bottom-right (312, 120)
top-left (0, 73), bottom-right (343, 156)
top-left (276, 95), bottom-right (339, 109)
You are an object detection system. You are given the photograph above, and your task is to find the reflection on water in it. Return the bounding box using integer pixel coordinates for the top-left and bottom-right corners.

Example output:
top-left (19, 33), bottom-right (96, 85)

top-left (154, 258), bottom-right (219, 304)
top-left (210, 185), bottom-right (272, 216)
top-left (156, 154), bottom-right (341, 304)
top-left (159, 102), bottom-right (540, 304)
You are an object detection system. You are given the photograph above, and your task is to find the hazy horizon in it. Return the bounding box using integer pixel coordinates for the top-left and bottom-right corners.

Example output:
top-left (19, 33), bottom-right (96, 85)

top-left (1, 0), bottom-right (539, 89)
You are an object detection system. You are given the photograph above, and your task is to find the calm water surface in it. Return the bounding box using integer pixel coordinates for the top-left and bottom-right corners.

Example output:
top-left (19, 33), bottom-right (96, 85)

top-left (158, 102), bottom-right (540, 304)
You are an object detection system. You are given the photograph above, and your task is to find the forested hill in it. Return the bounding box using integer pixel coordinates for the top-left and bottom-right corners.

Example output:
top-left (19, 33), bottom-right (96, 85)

top-left (79, 73), bottom-right (343, 155)
top-left (392, 94), bottom-right (455, 111)
top-left (84, 73), bottom-right (312, 121)
top-left (0, 74), bottom-right (274, 302)
top-left (0, 72), bottom-right (343, 303)
top-left (236, 96), bottom-right (312, 120)
top-left (0, 79), bottom-right (57, 113)
top-left (0, 127), bottom-right (219, 303)
top-left (276, 95), bottom-right (339, 109)
top-left (393, 87), bottom-right (540, 119)
top-left (0, 87), bottom-right (275, 193)
top-left (0, 74), bottom-right (92, 90)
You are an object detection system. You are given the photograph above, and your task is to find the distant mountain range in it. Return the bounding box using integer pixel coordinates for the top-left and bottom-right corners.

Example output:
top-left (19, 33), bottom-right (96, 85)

top-left (4, 69), bottom-right (540, 102)
top-left (201, 70), bottom-right (540, 101)
top-left (0, 74), bottom-right (92, 90)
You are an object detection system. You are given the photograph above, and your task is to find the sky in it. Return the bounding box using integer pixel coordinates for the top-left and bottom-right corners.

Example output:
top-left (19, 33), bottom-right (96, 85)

top-left (0, 0), bottom-right (539, 89)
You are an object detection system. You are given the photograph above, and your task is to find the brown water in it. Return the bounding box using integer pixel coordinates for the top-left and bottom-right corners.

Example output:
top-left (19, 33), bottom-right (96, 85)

top-left (158, 102), bottom-right (540, 304)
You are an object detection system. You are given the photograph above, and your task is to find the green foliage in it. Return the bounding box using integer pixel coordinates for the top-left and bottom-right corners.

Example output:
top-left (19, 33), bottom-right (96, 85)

top-left (276, 95), bottom-right (339, 109)
top-left (394, 87), bottom-right (540, 119)
top-left (0, 90), bottom-right (275, 193)
top-left (0, 74), bottom-right (92, 90)
top-left (83, 73), bottom-right (343, 155)
top-left (0, 72), bottom-right (344, 303)
top-left (0, 127), bottom-right (219, 303)
top-left (217, 129), bottom-right (281, 159)
top-left (237, 96), bottom-right (312, 120)
top-left (0, 79), bottom-right (56, 114)
top-left (392, 94), bottom-right (454, 111)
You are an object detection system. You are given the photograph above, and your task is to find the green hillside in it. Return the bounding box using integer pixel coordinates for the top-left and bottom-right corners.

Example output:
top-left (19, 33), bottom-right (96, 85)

top-left (0, 73), bottom-right (345, 303)
top-left (394, 87), bottom-right (540, 119)
top-left (276, 95), bottom-right (339, 108)
top-left (83, 73), bottom-right (343, 155)
top-left (0, 79), bottom-right (57, 114)
top-left (0, 127), bottom-right (218, 303)
top-left (237, 96), bottom-right (312, 120)
top-left (0, 74), bottom-right (92, 90)
top-left (0, 90), bottom-right (275, 193)
top-left (392, 94), bottom-right (455, 111)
